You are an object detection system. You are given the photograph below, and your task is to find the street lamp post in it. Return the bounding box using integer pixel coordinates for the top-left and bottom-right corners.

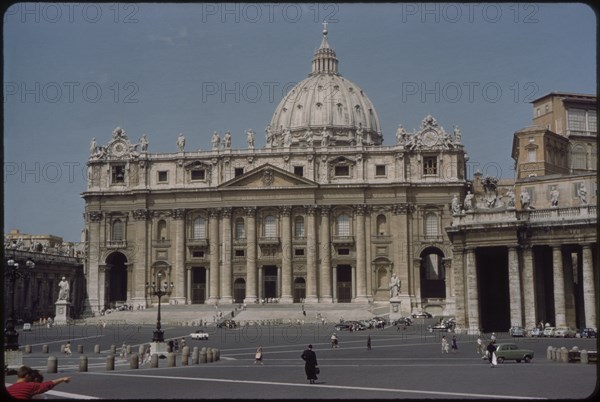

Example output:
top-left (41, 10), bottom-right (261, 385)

top-left (146, 273), bottom-right (174, 343)
top-left (4, 256), bottom-right (35, 352)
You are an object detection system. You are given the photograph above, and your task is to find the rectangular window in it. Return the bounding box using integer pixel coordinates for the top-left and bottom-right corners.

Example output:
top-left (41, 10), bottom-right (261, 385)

top-left (235, 249), bottom-right (245, 257)
top-left (192, 251), bottom-right (204, 258)
top-left (234, 167), bottom-right (244, 177)
top-left (334, 165), bottom-right (350, 176)
top-left (294, 248), bottom-right (305, 256)
top-left (375, 165), bottom-right (386, 176)
top-left (111, 165), bottom-right (126, 183)
top-left (423, 157), bottom-right (437, 175)
top-left (294, 166), bottom-right (304, 176)
top-left (588, 110), bottom-right (597, 132)
top-left (527, 148), bottom-right (536, 162)
top-left (294, 219), bottom-right (305, 237)
top-left (157, 171), bottom-right (168, 183)
top-left (338, 248), bottom-right (350, 255)
top-left (567, 109), bottom-right (587, 132)
top-left (191, 169), bottom-right (205, 181)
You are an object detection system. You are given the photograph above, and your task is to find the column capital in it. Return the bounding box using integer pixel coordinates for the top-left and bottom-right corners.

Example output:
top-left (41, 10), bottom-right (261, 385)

top-left (132, 209), bottom-right (151, 221)
top-left (354, 204), bottom-right (369, 216)
top-left (392, 203), bottom-right (414, 215)
top-left (244, 206), bottom-right (257, 216)
top-left (221, 207), bottom-right (233, 218)
top-left (172, 208), bottom-right (186, 220)
top-left (305, 205), bottom-right (318, 215)
top-left (279, 206), bottom-right (292, 216)
top-left (209, 208), bottom-right (221, 218)
top-left (320, 206), bottom-right (331, 216)
top-left (86, 211), bottom-right (103, 222)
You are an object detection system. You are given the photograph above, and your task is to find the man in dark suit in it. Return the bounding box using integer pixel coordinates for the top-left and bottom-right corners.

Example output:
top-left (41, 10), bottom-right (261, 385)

top-left (301, 344), bottom-right (319, 384)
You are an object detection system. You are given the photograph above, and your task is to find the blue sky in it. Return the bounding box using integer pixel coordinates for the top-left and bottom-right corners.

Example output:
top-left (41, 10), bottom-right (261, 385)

top-left (3, 3), bottom-right (596, 241)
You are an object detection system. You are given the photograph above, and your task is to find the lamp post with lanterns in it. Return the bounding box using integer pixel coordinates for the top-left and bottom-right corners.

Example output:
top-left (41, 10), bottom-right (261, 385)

top-left (146, 272), bottom-right (174, 344)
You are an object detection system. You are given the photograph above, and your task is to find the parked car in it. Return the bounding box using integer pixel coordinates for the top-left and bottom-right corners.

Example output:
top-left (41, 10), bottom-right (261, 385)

top-left (412, 311), bottom-right (433, 319)
top-left (22, 323), bottom-right (32, 332)
top-left (543, 327), bottom-right (556, 337)
top-left (580, 328), bottom-right (597, 338)
top-left (553, 327), bottom-right (577, 338)
top-left (429, 323), bottom-right (451, 332)
top-left (509, 326), bottom-right (525, 337)
top-left (190, 330), bottom-right (209, 340)
top-left (494, 343), bottom-right (534, 363)
top-left (392, 317), bottom-right (413, 326)
top-left (334, 322), bottom-right (353, 331)
top-left (529, 327), bottom-right (542, 337)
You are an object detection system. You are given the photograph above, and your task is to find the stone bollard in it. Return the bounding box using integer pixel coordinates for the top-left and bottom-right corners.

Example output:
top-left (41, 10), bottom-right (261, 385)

top-left (130, 354), bottom-right (139, 369)
top-left (552, 347), bottom-right (558, 361)
top-left (127, 345), bottom-right (132, 355)
top-left (214, 348), bottom-right (220, 361)
top-left (79, 355), bottom-right (88, 372)
top-left (581, 349), bottom-right (589, 364)
top-left (192, 347), bottom-right (199, 365)
top-left (200, 347), bottom-right (207, 364)
top-left (106, 355), bottom-right (115, 371)
top-left (560, 347), bottom-right (569, 363)
top-left (78, 344), bottom-right (84, 354)
top-left (139, 345), bottom-right (146, 356)
top-left (94, 345), bottom-right (100, 354)
top-left (167, 352), bottom-right (176, 367)
top-left (25, 345), bottom-right (32, 354)
top-left (547, 346), bottom-right (554, 360)
top-left (110, 345), bottom-right (116, 354)
top-left (42, 344), bottom-right (49, 354)
top-left (182, 346), bottom-right (190, 366)
top-left (47, 356), bottom-right (57, 373)
top-left (207, 348), bottom-right (214, 363)
top-left (151, 353), bottom-right (159, 368)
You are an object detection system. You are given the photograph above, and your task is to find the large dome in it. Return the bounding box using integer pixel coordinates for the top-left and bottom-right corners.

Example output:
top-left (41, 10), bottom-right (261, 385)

top-left (267, 27), bottom-right (382, 148)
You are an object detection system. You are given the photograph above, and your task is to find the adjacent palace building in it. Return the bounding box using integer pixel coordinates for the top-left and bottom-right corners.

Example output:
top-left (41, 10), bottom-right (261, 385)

top-left (82, 28), bottom-right (596, 333)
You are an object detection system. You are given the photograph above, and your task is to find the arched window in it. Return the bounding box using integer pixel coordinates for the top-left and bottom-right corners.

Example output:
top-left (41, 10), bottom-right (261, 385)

top-left (424, 213), bottom-right (438, 237)
top-left (193, 217), bottom-right (207, 239)
top-left (235, 217), bottom-right (245, 240)
top-left (336, 214), bottom-right (351, 236)
top-left (264, 215), bottom-right (277, 237)
top-left (294, 216), bottom-right (305, 238)
top-left (376, 214), bottom-right (387, 235)
top-left (157, 220), bottom-right (167, 240)
top-left (112, 219), bottom-right (124, 241)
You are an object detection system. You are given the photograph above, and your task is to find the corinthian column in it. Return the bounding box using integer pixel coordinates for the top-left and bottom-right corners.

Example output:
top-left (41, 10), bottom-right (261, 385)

top-left (244, 207), bottom-right (258, 303)
top-left (465, 248), bottom-right (479, 333)
top-left (132, 209), bottom-right (150, 306)
top-left (172, 208), bottom-right (186, 304)
top-left (220, 208), bottom-right (233, 304)
top-left (507, 246), bottom-right (522, 327)
top-left (354, 205), bottom-right (368, 302)
top-left (521, 246), bottom-right (536, 330)
top-left (207, 209), bottom-right (220, 304)
top-left (582, 244), bottom-right (596, 328)
top-left (552, 245), bottom-right (566, 327)
top-left (305, 205), bottom-right (318, 303)
top-left (319, 206), bottom-right (332, 302)
top-left (279, 206), bottom-right (293, 303)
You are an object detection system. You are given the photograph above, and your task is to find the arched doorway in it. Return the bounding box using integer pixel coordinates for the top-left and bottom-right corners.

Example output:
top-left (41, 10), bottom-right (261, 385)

top-left (106, 252), bottom-right (127, 308)
top-left (293, 277), bottom-right (306, 303)
top-left (477, 247), bottom-right (510, 332)
top-left (419, 247), bottom-right (445, 299)
top-left (233, 278), bottom-right (246, 303)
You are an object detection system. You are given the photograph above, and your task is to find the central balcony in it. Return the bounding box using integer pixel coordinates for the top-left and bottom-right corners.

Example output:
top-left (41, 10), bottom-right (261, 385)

top-left (332, 236), bottom-right (354, 245)
top-left (258, 237), bottom-right (280, 245)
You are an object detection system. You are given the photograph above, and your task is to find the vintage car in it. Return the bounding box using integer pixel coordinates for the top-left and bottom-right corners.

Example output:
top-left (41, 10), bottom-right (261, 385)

top-left (528, 327), bottom-right (542, 337)
top-left (494, 343), bottom-right (534, 363)
top-left (542, 327), bottom-right (556, 337)
top-left (189, 330), bottom-right (209, 340)
top-left (509, 326), bottom-right (525, 337)
top-left (411, 311), bottom-right (433, 319)
top-left (580, 328), bottom-right (597, 338)
top-left (22, 323), bottom-right (32, 332)
top-left (553, 327), bottom-right (577, 338)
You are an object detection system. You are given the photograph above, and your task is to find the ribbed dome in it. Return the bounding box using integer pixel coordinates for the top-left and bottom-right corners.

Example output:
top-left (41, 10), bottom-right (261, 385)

top-left (267, 26), bottom-right (382, 148)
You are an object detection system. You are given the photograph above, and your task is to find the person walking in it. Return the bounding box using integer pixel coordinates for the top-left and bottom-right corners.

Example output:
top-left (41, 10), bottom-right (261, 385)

top-left (301, 344), bottom-right (319, 384)
top-left (367, 334), bottom-right (372, 350)
top-left (254, 345), bottom-right (264, 365)
top-left (63, 341), bottom-right (72, 356)
top-left (451, 336), bottom-right (458, 353)
top-left (7, 366), bottom-right (71, 399)
top-left (487, 341), bottom-right (497, 368)
top-left (476, 336), bottom-right (484, 357)
top-left (330, 333), bottom-right (339, 349)
top-left (441, 336), bottom-right (449, 353)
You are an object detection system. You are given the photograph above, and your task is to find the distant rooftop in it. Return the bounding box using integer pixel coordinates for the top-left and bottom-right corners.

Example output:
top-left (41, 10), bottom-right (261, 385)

top-left (531, 91), bottom-right (596, 104)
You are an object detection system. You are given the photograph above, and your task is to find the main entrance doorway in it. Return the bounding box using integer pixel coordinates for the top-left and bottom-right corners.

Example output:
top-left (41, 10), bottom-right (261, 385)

top-left (336, 265), bottom-right (352, 303)
top-left (106, 252), bottom-right (127, 308)
top-left (191, 267), bottom-right (206, 304)
top-left (263, 266), bottom-right (278, 299)
top-left (293, 277), bottom-right (306, 303)
top-left (233, 278), bottom-right (246, 303)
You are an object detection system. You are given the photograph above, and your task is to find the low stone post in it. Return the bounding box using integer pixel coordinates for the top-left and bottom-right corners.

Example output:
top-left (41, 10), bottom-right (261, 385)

top-left (560, 347), bottom-right (569, 363)
top-left (78, 344), bottom-right (84, 354)
top-left (25, 345), bottom-right (32, 354)
top-left (42, 344), bottom-right (49, 354)
top-left (182, 346), bottom-right (190, 366)
top-left (207, 347), bottom-right (214, 363)
top-left (581, 349), bottom-right (589, 364)
top-left (546, 346), bottom-right (553, 360)
top-left (192, 347), bottom-right (199, 364)
top-left (214, 348), bottom-right (220, 361)
top-left (151, 353), bottom-right (159, 368)
top-left (106, 355), bottom-right (115, 371)
top-left (79, 355), bottom-right (88, 372)
top-left (94, 345), bottom-right (100, 354)
top-left (47, 356), bottom-right (57, 373)
top-left (139, 345), bottom-right (146, 356)
top-left (127, 345), bottom-right (132, 355)
top-left (552, 347), bottom-right (558, 361)
top-left (200, 347), bottom-right (207, 363)
top-left (130, 353), bottom-right (139, 369)
top-left (167, 352), bottom-right (176, 367)
top-left (110, 345), bottom-right (116, 354)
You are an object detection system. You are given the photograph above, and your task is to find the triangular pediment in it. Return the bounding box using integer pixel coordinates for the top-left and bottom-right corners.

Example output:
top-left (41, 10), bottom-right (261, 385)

top-left (219, 163), bottom-right (318, 189)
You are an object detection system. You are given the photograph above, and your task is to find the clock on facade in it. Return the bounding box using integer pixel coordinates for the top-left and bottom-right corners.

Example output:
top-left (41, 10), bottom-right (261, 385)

top-left (422, 131), bottom-right (438, 147)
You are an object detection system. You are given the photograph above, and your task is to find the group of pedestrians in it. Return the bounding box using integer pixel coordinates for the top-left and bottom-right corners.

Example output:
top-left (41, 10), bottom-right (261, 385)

top-left (441, 335), bottom-right (458, 353)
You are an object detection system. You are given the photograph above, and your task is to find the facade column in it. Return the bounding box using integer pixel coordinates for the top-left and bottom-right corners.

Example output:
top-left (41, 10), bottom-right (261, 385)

top-left (280, 206), bottom-right (293, 303)
top-left (442, 258), bottom-right (453, 315)
top-left (452, 248), bottom-right (466, 328)
top-left (413, 258), bottom-right (422, 312)
top-left (172, 208), bottom-right (186, 304)
top-left (305, 206), bottom-right (318, 303)
top-left (507, 246), bottom-right (523, 326)
top-left (207, 208), bottom-right (220, 304)
top-left (244, 207), bottom-right (258, 303)
top-left (392, 204), bottom-right (411, 316)
top-left (319, 206), bottom-right (332, 302)
top-left (131, 209), bottom-right (150, 306)
top-left (220, 208), bottom-right (233, 304)
top-left (351, 265), bottom-right (356, 299)
top-left (98, 265), bottom-right (107, 311)
top-left (552, 245), bottom-right (566, 326)
top-left (85, 211), bottom-right (103, 314)
top-left (277, 266), bottom-right (282, 299)
top-left (521, 246), bottom-right (537, 330)
top-left (258, 266), bottom-right (263, 301)
top-left (354, 205), bottom-right (368, 302)
top-left (582, 244), bottom-right (596, 328)
top-left (332, 266), bottom-right (337, 302)
top-left (186, 267), bottom-right (192, 305)
top-left (465, 248), bottom-right (479, 333)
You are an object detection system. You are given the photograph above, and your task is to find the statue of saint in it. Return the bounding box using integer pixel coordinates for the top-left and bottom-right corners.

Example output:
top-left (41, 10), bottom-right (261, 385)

top-left (389, 273), bottom-right (400, 298)
top-left (463, 191), bottom-right (474, 211)
top-left (246, 129), bottom-right (255, 149)
top-left (396, 125), bottom-right (407, 144)
top-left (265, 124), bottom-right (273, 147)
top-left (177, 133), bottom-right (186, 152)
top-left (140, 134), bottom-right (149, 152)
top-left (321, 127), bottom-right (330, 147)
top-left (211, 131), bottom-right (220, 150)
top-left (506, 188), bottom-right (516, 208)
top-left (520, 189), bottom-right (531, 210)
top-left (304, 128), bottom-right (314, 146)
top-left (283, 128), bottom-right (292, 147)
top-left (451, 194), bottom-right (461, 214)
top-left (223, 131), bottom-right (232, 149)
top-left (453, 126), bottom-right (462, 143)
top-left (58, 277), bottom-right (70, 301)
top-left (90, 137), bottom-right (98, 155)
top-left (578, 185), bottom-right (588, 205)
top-left (550, 188), bottom-right (559, 207)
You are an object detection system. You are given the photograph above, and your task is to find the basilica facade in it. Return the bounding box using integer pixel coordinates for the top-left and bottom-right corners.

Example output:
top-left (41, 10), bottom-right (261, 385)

top-left (82, 28), bottom-right (467, 317)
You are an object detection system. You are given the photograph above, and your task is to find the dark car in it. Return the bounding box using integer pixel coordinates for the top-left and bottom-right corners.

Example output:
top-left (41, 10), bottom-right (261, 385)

top-left (412, 312), bottom-right (433, 319)
top-left (494, 343), bottom-right (534, 363)
top-left (334, 322), bottom-right (353, 331)
top-left (580, 328), bottom-right (597, 338)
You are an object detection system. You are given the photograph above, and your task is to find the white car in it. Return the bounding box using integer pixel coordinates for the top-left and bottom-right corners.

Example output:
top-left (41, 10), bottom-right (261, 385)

top-left (22, 323), bottom-right (32, 331)
top-left (190, 330), bottom-right (209, 340)
top-left (553, 327), bottom-right (577, 338)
